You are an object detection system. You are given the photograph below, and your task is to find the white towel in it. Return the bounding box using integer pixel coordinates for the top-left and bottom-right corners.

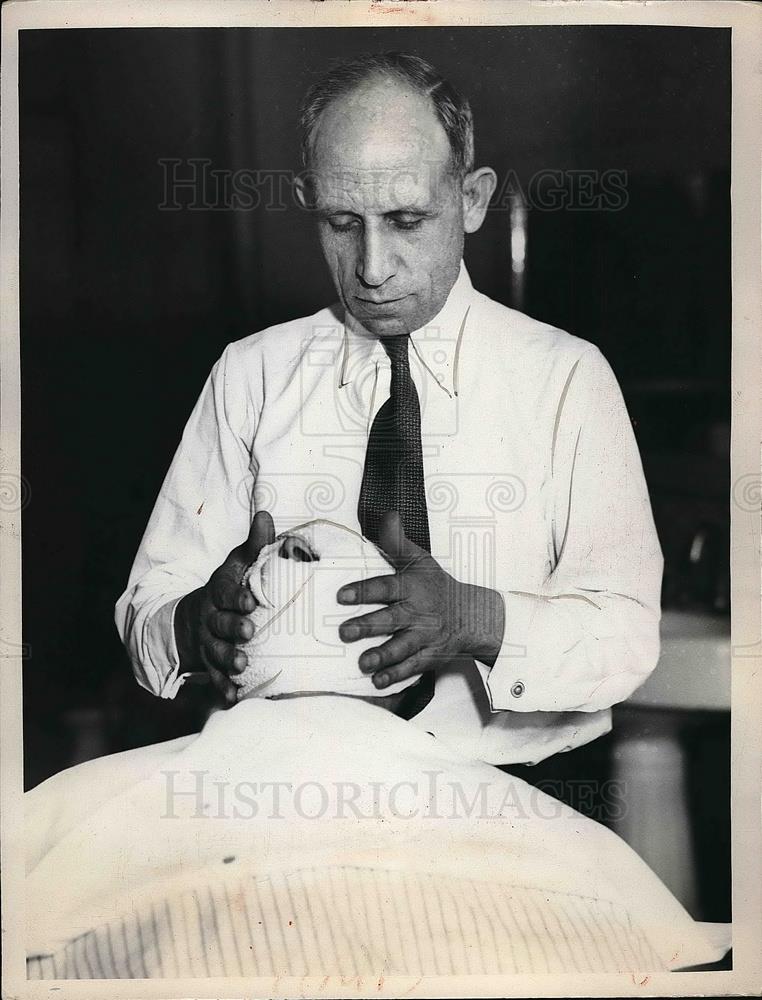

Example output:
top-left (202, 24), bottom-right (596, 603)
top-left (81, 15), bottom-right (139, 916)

top-left (236, 519), bottom-right (418, 699)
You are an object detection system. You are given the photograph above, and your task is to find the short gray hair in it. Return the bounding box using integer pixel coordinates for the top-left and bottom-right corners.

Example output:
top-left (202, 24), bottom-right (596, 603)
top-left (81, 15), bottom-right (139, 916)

top-left (299, 51), bottom-right (475, 178)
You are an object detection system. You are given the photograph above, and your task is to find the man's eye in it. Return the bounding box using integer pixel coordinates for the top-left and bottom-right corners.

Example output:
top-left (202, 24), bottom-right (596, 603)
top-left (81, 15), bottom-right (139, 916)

top-left (327, 217), bottom-right (359, 233)
top-left (391, 217), bottom-right (424, 231)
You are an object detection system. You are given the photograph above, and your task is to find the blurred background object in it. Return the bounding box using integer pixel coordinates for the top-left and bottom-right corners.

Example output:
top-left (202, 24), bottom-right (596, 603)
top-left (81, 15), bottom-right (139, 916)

top-left (20, 26), bottom-right (730, 922)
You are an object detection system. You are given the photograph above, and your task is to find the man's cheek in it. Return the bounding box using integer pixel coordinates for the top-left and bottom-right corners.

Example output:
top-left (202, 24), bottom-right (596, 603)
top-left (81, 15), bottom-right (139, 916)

top-left (319, 239), bottom-right (352, 294)
top-left (418, 221), bottom-right (458, 267)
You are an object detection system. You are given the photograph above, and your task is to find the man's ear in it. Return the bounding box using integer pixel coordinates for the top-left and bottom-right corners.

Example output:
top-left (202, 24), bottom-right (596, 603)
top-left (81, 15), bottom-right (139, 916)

top-left (462, 167), bottom-right (497, 234)
top-left (293, 172), bottom-right (313, 211)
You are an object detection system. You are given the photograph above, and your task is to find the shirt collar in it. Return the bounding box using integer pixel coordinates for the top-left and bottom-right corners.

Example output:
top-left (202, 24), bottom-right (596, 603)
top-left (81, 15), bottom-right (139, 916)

top-left (339, 260), bottom-right (474, 399)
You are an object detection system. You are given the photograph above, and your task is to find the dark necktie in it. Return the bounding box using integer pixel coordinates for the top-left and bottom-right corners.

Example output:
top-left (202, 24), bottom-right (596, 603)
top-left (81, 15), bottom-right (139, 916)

top-left (358, 335), bottom-right (434, 717)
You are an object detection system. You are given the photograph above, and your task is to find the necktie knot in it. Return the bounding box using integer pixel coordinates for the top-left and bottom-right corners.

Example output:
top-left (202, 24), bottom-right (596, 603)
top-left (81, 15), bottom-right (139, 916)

top-left (381, 334), bottom-right (410, 371)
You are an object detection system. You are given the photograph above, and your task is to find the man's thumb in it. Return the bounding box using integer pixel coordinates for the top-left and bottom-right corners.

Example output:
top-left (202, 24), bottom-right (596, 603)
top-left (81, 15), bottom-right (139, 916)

top-left (246, 510), bottom-right (276, 561)
top-left (377, 511), bottom-right (420, 568)
top-left (230, 510), bottom-right (276, 569)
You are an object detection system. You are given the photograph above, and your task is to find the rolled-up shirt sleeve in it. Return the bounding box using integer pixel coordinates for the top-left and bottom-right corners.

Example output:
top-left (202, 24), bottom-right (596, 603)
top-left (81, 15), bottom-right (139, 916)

top-left (114, 342), bottom-right (258, 697)
top-left (483, 345), bottom-right (663, 713)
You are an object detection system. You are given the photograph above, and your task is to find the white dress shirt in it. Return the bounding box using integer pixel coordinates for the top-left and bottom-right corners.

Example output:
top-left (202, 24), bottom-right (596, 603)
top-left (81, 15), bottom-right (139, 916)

top-left (115, 262), bottom-right (663, 764)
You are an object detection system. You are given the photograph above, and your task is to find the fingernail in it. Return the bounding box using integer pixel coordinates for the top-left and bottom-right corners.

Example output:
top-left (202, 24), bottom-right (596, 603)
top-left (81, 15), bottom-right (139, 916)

top-left (374, 673), bottom-right (389, 687)
top-left (362, 652), bottom-right (379, 670)
top-left (337, 588), bottom-right (355, 604)
top-left (340, 624), bottom-right (357, 642)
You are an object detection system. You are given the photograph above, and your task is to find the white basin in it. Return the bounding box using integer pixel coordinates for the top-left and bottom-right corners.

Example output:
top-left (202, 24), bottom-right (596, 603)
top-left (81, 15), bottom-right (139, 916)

top-left (627, 609), bottom-right (730, 711)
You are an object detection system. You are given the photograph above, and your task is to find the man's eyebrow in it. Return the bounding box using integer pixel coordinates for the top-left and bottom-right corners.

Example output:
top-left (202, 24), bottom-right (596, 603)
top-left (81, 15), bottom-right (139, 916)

top-left (384, 205), bottom-right (437, 216)
top-left (312, 205), bottom-right (438, 219)
top-left (313, 206), bottom-right (360, 219)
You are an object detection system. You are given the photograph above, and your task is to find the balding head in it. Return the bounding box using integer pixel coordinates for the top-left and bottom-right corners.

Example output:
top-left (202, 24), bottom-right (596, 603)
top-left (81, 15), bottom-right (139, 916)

top-left (299, 52), bottom-right (474, 179)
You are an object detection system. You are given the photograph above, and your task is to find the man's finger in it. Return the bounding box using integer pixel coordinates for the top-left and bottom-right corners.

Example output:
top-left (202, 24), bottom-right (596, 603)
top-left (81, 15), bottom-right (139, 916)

top-left (205, 634), bottom-right (247, 674)
top-left (338, 604), bottom-right (410, 642)
top-left (371, 648), bottom-right (433, 689)
top-left (200, 648), bottom-right (238, 705)
top-left (377, 511), bottom-right (425, 569)
top-left (208, 610), bottom-right (254, 643)
top-left (358, 629), bottom-right (423, 674)
top-left (210, 575), bottom-right (256, 614)
top-left (337, 573), bottom-right (404, 606)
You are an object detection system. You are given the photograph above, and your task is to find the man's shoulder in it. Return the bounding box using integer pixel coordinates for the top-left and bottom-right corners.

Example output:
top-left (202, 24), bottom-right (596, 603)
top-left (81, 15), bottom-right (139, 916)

top-left (228, 303), bottom-right (344, 363)
top-left (472, 288), bottom-right (596, 367)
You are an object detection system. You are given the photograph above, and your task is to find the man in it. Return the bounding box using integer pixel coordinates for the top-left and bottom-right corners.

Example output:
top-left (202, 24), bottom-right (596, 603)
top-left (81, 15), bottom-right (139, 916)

top-left (115, 52), bottom-right (663, 764)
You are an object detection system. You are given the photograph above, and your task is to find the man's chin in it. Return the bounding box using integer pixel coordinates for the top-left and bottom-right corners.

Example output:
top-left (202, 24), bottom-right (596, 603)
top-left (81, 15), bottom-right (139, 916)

top-left (352, 310), bottom-right (413, 338)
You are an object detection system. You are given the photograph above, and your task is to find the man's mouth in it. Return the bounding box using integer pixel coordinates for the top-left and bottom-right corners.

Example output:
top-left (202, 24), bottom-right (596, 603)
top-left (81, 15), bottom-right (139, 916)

top-left (355, 294), bottom-right (409, 307)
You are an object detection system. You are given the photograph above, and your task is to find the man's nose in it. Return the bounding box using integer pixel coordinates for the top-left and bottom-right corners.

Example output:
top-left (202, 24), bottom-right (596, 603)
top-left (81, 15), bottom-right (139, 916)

top-left (356, 228), bottom-right (396, 288)
top-left (279, 536), bottom-right (318, 562)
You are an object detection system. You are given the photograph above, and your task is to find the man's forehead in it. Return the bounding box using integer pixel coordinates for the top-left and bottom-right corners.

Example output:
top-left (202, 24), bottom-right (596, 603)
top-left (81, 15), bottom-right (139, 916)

top-left (309, 160), bottom-right (449, 213)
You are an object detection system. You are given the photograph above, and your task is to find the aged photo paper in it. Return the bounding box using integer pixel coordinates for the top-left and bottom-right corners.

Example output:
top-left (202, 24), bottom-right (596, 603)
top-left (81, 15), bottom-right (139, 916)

top-left (1, 1), bottom-right (760, 997)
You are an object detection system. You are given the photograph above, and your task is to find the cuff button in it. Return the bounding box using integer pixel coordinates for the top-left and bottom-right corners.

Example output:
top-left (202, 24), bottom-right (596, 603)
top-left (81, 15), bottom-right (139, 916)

top-left (510, 680), bottom-right (525, 698)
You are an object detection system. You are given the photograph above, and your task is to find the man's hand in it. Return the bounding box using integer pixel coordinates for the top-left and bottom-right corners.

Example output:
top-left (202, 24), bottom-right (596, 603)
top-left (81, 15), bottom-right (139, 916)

top-left (174, 511), bottom-right (276, 703)
top-left (337, 512), bottom-right (506, 689)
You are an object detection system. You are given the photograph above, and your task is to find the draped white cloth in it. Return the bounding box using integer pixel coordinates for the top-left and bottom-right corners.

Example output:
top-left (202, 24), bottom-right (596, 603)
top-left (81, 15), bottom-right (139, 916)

top-left (26, 695), bottom-right (728, 975)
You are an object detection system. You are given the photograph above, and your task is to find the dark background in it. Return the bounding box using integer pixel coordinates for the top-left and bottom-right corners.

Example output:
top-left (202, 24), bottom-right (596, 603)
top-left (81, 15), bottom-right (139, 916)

top-left (20, 26), bottom-right (731, 920)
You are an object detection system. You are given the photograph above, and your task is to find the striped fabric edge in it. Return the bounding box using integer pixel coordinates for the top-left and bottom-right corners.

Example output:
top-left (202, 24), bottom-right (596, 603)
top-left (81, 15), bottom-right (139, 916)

top-left (27, 865), bottom-right (667, 979)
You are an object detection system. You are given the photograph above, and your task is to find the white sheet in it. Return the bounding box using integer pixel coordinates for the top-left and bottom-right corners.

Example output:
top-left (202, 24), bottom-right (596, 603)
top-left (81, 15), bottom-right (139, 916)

top-left (26, 696), bottom-right (729, 973)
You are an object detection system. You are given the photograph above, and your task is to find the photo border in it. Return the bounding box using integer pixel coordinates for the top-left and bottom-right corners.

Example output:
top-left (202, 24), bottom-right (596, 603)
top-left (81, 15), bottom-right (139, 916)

top-left (2, 2), bottom-right (759, 997)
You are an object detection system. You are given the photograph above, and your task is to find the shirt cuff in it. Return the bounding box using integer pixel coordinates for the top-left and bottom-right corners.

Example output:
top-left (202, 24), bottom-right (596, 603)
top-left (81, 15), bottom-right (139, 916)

top-left (143, 596), bottom-right (203, 699)
top-left (478, 590), bottom-right (580, 713)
